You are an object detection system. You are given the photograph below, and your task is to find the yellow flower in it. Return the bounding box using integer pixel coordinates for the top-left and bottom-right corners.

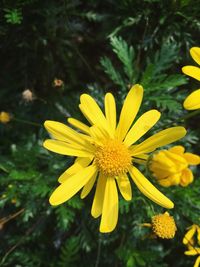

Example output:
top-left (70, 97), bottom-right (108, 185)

top-left (141, 212), bottom-right (177, 239)
top-left (151, 212), bottom-right (177, 239)
top-left (0, 111), bottom-right (11, 124)
top-left (183, 224), bottom-right (200, 267)
top-left (43, 84), bottom-right (186, 233)
top-left (183, 225), bottom-right (200, 246)
top-left (149, 146), bottom-right (200, 187)
top-left (182, 47), bottom-right (200, 110)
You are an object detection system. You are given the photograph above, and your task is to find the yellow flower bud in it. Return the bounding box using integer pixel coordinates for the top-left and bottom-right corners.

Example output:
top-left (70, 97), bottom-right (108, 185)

top-left (0, 111), bottom-right (11, 123)
top-left (149, 146), bottom-right (200, 187)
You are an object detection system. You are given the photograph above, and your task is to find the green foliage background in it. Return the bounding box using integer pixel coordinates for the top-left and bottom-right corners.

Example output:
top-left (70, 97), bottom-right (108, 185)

top-left (0, 0), bottom-right (200, 266)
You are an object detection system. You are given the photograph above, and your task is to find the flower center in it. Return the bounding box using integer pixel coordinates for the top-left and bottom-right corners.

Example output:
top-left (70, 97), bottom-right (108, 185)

top-left (94, 139), bottom-right (132, 177)
top-left (151, 212), bottom-right (177, 239)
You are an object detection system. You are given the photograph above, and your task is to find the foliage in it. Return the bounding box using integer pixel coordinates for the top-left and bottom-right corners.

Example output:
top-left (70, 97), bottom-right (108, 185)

top-left (0, 0), bottom-right (200, 266)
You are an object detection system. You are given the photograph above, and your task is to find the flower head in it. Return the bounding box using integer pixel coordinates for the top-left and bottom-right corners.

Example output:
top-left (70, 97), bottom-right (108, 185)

top-left (151, 212), bottom-right (177, 239)
top-left (22, 89), bottom-right (35, 102)
top-left (149, 146), bottom-right (200, 187)
top-left (43, 84), bottom-right (186, 232)
top-left (0, 111), bottom-right (11, 124)
top-left (53, 78), bottom-right (64, 87)
top-left (182, 47), bottom-right (200, 110)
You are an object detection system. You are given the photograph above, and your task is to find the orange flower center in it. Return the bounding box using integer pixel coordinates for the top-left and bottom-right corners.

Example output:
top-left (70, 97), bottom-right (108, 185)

top-left (94, 139), bottom-right (132, 177)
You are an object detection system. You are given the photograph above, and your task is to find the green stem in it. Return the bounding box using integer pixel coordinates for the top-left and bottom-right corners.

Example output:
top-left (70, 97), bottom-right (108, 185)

top-left (181, 109), bottom-right (200, 121)
top-left (13, 118), bottom-right (41, 127)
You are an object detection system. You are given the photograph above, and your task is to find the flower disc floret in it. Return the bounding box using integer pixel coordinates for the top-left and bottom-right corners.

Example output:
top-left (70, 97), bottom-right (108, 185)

top-left (94, 139), bottom-right (132, 176)
top-left (151, 212), bottom-right (177, 239)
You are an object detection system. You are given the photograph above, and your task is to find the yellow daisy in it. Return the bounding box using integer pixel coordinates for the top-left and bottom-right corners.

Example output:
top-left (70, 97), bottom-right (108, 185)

top-left (43, 84), bottom-right (186, 233)
top-left (182, 47), bottom-right (200, 110)
top-left (149, 146), bottom-right (200, 187)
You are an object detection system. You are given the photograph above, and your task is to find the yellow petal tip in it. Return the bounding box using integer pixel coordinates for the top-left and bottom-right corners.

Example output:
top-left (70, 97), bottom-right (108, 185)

top-left (49, 195), bottom-right (58, 206)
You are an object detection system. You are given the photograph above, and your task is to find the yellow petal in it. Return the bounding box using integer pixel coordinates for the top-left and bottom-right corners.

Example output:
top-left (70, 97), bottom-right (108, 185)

top-left (168, 173), bottom-right (181, 185)
top-left (152, 151), bottom-right (175, 167)
top-left (190, 47), bottom-right (200, 65)
top-left (182, 66), bottom-right (200, 81)
top-left (43, 139), bottom-right (94, 157)
top-left (180, 168), bottom-right (194, 187)
top-left (151, 163), bottom-right (175, 179)
top-left (100, 177), bottom-right (118, 233)
top-left (183, 153), bottom-right (200, 165)
top-left (116, 174), bottom-right (132, 201)
top-left (81, 170), bottom-right (98, 199)
top-left (91, 173), bottom-right (106, 218)
top-left (79, 94), bottom-right (112, 135)
top-left (184, 248), bottom-right (200, 255)
top-left (89, 125), bottom-right (109, 145)
top-left (183, 225), bottom-right (197, 245)
top-left (44, 120), bottom-right (91, 146)
top-left (184, 89), bottom-right (200, 110)
top-left (58, 157), bottom-right (93, 183)
top-left (197, 226), bottom-right (200, 243)
top-left (104, 93), bottom-right (116, 135)
top-left (194, 256), bottom-right (200, 267)
top-left (49, 165), bottom-right (97, 205)
top-left (164, 151), bottom-right (188, 171)
top-left (68, 118), bottom-right (90, 134)
top-left (124, 110), bottom-right (161, 147)
top-left (168, 146), bottom-right (185, 155)
top-left (157, 174), bottom-right (181, 187)
top-left (131, 127), bottom-right (186, 156)
top-left (129, 166), bottom-right (174, 209)
top-left (116, 84), bottom-right (143, 141)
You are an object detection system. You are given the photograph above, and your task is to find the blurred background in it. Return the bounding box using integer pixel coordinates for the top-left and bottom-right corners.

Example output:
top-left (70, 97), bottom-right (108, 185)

top-left (0, 0), bottom-right (200, 266)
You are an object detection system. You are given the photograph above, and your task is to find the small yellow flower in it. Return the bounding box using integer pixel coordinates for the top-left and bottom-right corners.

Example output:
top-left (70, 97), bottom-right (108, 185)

top-left (141, 212), bottom-right (177, 239)
top-left (182, 47), bottom-right (200, 110)
top-left (53, 78), bottom-right (64, 87)
top-left (0, 111), bottom-right (11, 124)
top-left (151, 212), bottom-right (177, 239)
top-left (43, 84), bottom-right (186, 233)
top-left (183, 225), bottom-right (200, 246)
top-left (149, 146), bottom-right (200, 187)
top-left (183, 225), bottom-right (200, 267)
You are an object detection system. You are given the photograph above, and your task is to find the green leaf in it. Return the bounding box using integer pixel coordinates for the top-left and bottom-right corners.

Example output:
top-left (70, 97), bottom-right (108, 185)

top-left (110, 36), bottom-right (136, 83)
top-left (100, 56), bottom-right (126, 88)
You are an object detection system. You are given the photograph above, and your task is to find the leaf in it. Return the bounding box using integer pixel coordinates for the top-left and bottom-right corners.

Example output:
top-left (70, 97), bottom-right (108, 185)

top-left (110, 36), bottom-right (136, 83)
top-left (100, 56), bottom-right (126, 88)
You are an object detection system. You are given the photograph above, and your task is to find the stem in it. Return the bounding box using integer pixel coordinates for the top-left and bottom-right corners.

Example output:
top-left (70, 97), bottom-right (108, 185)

top-left (13, 118), bottom-right (41, 127)
top-left (181, 109), bottom-right (200, 121)
top-left (0, 209), bottom-right (24, 225)
top-left (95, 234), bottom-right (102, 267)
top-left (0, 215), bottom-right (45, 265)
